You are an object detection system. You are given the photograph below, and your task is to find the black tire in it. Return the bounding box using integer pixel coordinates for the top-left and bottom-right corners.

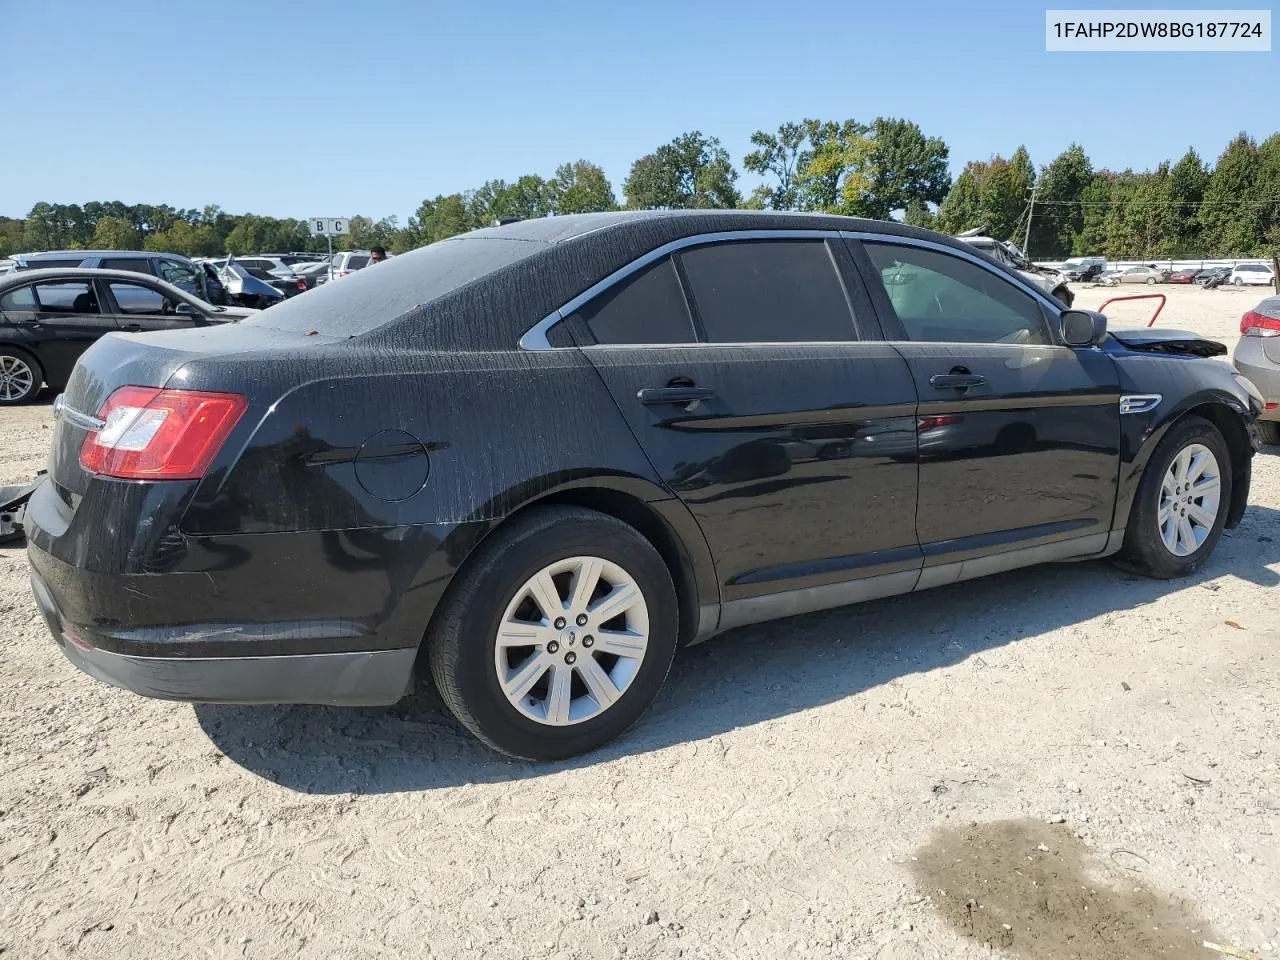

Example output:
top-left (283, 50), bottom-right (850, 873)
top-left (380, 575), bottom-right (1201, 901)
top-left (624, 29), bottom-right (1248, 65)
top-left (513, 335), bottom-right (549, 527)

top-left (1116, 415), bottom-right (1232, 579)
top-left (427, 506), bottom-right (679, 760)
top-left (1258, 420), bottom-right (1280, 446)
top-left (1234, 277), bottom-right (1244, 287)
top-left (1145, 276), bottom-right (1156, 285)
top-left (0, 348), bottom-right (43, 406)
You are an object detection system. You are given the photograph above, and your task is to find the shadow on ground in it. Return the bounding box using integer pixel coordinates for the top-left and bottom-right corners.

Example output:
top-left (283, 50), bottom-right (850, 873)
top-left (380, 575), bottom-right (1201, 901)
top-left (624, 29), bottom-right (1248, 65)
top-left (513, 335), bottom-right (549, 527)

top-left (195, 506), bottom-right (1280, 794)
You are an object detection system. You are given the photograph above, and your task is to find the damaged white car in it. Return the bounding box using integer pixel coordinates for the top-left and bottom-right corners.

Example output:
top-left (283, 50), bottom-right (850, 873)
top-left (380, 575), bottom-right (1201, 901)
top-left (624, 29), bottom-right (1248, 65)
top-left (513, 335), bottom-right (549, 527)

top-left (953, 228), bottom-right (1074, 307)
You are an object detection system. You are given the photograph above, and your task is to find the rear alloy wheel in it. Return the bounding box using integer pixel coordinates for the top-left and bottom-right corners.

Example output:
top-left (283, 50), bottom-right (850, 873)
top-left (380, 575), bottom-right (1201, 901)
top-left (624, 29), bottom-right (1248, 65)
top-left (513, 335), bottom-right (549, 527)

top-left (0, 351), bottom-right (40, 405)
top-left (1146, 276), bottom-right (1157, 285)
top-left (428, 506), bottom-right (678, 760)
top-left (1234, 277), bottom-right (1244, 286)
top-left (1117, 415), bottom-right (1231, 578)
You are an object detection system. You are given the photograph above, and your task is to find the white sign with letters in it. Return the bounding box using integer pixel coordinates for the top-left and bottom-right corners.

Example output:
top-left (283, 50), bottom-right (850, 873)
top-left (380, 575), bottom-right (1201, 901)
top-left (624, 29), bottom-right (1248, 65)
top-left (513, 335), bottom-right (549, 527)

top-left (308, 217), bottom-right (350, 237)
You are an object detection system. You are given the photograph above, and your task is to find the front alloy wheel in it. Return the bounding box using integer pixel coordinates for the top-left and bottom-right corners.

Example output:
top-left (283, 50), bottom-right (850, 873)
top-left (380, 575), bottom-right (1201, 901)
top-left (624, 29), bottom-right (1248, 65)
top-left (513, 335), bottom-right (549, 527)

top-left (496, 556), bottom-right (649, 726)
top-left (1117, 415), bottom-right (1232, 579)
top-left (1157, 443), bottom-right (1221, 557)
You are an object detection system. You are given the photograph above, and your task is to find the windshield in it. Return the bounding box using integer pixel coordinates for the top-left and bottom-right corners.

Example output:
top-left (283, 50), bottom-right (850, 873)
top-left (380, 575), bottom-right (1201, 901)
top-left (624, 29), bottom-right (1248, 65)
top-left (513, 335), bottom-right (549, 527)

top-left (242, 236), bottom-right (547, 337)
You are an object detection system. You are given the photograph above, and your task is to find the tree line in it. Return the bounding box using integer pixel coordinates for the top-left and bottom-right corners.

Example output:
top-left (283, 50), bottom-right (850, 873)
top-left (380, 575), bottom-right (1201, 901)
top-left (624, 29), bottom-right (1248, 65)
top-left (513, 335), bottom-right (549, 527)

top-left (2, 123), bottom-right (1276, 262)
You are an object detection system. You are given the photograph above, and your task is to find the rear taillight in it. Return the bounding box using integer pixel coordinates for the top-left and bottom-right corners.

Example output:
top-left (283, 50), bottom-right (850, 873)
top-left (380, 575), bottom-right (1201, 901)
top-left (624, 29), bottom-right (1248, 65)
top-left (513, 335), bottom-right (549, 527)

top-left (296, 279), bottom-right (307, 291)
top-left (80, 386), bottom-right (247, 480)
top-left (1241, 310), bottom-right (1280, 337)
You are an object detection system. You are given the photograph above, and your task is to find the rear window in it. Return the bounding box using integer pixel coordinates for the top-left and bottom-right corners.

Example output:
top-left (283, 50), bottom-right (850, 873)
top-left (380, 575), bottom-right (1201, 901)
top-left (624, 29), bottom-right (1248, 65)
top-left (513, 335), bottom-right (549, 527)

top-left (346, 255), bottom-right (370, 270)
top-left (1, 286), bottom-right (37, 311)
top-left (32, 281), bottom-right (98, 313)
top-left (241, 236), bottom-right (546, 336)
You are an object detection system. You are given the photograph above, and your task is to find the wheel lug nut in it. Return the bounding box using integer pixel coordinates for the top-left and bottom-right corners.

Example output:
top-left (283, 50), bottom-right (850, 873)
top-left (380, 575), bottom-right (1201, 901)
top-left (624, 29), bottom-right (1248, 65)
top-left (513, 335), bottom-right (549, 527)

top-left (582, 635), bottom-right (594, 648)
top-left (553, 617), bottom-right (566, 630)
top-left (547, 641), bottom-right (559, 654)
top-left (576, 614), bottom-right (588, 627)
top-left (564, 651), bottom-right (577, 665)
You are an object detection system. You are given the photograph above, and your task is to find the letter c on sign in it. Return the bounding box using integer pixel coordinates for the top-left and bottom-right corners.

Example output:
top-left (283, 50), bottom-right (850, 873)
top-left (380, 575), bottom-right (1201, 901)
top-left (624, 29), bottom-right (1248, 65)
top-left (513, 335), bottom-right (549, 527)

top-left (335, 221), bottom-right (344, 232)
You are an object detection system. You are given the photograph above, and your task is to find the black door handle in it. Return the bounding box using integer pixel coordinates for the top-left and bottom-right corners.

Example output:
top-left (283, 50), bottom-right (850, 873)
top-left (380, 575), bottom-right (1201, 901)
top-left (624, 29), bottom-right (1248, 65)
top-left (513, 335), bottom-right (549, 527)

top-left (637, 386), bottom-right (715, 406)
top-left (929, 373), bottom-right (986, 390)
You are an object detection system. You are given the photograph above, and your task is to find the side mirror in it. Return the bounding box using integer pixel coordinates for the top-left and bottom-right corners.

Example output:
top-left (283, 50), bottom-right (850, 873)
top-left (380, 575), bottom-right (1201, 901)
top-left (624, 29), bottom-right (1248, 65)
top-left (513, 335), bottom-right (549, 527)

top-left (1060, 309), bottom-right (1107, 347)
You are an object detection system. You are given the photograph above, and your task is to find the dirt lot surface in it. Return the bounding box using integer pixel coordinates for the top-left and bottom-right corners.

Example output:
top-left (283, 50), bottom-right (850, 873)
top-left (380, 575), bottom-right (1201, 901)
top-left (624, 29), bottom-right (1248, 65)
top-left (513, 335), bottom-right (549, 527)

top-left (1, 284), bottom-right (1277, 960)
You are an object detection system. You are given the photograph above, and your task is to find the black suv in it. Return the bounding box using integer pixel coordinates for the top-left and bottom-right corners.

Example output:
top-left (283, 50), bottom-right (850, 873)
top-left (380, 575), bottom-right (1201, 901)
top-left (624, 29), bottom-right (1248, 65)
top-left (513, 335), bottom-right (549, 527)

top-left (14, 251), bottom-right (225, 305)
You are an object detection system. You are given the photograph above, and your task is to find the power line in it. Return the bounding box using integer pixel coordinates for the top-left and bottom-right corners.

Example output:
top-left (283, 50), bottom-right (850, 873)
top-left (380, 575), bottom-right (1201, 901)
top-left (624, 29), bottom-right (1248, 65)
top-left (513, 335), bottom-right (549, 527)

top-left (1032, 198), bottom-right (1280, 206)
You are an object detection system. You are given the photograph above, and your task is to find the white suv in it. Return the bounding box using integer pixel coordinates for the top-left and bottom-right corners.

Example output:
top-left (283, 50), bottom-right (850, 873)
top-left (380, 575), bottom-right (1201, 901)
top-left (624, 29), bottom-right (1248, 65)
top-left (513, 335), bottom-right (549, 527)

top-left (1229, 263), bottom-right (1276, 287)
top-left (329, 251), bottom-right (372, 280)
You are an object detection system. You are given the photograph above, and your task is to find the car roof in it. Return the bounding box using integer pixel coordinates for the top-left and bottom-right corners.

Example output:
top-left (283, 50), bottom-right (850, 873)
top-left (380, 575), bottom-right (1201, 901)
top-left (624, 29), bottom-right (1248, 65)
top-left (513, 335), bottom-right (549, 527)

top-left (0, 267), bottom-right (209, 308)
top-left (246, 210), bottom-right (1034, 350)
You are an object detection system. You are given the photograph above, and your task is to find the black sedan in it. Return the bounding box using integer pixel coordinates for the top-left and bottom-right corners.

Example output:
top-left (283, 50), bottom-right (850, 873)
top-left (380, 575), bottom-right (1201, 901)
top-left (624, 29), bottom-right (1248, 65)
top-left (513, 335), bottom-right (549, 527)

top-left (26, 212), bottom-right (1263, 760)
top-left (0, 268), bottom-right (255, 404)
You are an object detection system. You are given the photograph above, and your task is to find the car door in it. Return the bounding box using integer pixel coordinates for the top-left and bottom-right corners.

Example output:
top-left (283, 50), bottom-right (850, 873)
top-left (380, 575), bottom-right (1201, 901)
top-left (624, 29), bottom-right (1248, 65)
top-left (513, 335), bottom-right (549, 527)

top-left (559, 232), bottom-right (922, 629)
top-left (848, 235), bottom-right (1120, 583)
top-left (16, 279), bottom-right (121, 385)
top-left (99, 278), bottom-right (205, 334)
top-left (154, 257), bottom-right (208, 300)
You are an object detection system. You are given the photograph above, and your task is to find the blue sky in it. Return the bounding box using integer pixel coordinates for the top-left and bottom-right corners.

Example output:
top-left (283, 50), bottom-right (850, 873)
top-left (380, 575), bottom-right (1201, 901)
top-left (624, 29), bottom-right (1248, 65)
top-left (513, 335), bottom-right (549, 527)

top-left (1, 0), bottom-right (1274, 221)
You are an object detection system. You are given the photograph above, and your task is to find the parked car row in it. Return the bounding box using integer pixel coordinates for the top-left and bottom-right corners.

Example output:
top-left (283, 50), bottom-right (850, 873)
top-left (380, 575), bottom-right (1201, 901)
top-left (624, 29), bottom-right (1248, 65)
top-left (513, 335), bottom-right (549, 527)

top-left (1092, 262), bottom-right (1275, 288)
top-left (0, 267), bottom-right (256, 403)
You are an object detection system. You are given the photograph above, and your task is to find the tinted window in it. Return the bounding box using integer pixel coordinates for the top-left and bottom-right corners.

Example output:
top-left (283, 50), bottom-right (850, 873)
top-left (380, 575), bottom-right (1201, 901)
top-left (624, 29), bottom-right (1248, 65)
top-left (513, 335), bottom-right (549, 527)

top-left (108, 281), bottom-right (172, 315)
top-left (32, 281), bottom-right (98, 313)
top-left (1, 286), bottom-right (37, 311)
top-left (679, 240), bottom-right (856, 343)
top-left (864, 242), bottom-right (1050, 345)
top-left (100, 257), bottom-right (152, 274)
top-left (18, 258), bottom-right (83, 270)
top-left (346, 255), bottom-right (369, 270)
top-left (571, 256), bottom-right (694, 345)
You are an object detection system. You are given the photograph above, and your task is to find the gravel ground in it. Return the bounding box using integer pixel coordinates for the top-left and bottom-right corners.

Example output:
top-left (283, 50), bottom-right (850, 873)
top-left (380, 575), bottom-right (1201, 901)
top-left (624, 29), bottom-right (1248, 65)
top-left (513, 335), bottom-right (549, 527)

top-left (0, 284), bottom-right (1277, 960)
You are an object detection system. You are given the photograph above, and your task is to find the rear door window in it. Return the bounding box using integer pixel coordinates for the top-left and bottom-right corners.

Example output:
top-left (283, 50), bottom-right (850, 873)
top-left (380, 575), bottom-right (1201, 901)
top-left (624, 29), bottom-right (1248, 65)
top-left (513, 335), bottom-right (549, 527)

top-left (570, 256), bottom-right (696, 345)
top-left (31, 281), bottom-right (99, 313)
top-left (678, 239), bottom-right (857, 343)
top-left (100, 257), bottom-right (153, 274)
top-left (346, 255), bottom-right (370, 270)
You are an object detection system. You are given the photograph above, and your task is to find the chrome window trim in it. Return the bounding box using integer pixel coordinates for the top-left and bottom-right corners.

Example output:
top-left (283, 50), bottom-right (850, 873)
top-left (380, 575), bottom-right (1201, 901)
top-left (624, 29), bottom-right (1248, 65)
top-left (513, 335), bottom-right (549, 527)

top-left (840, 230), bottom-right (1068, 321)
top-left (518, 229), bottom-right (845, 351)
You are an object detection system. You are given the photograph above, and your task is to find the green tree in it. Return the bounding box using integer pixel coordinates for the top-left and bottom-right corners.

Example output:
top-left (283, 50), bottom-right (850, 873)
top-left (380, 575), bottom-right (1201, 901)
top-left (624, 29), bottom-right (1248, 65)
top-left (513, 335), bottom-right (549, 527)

top-left (413, 194), bottom-right (473, 244)
top-left (1167, 148), bottom-right (1209, 254)
top-left (743, 121), bottom-right (809, 210)
top-left (91, 216), bottom-right (141, 250)
top-left (550, 160), bottom-right (617, 214)
top-left (623, 131), bottom-right (740, 209)
top-left (0, 218), bottom-right (24, 257)
top-left (1074, 173), bottom-right (1112, 256)
top-left (1102, 171), bottom-right (1139, 258)
top-left (222, 215), bottom-right (272, 255)
top-left (935, 162), bottom-right (985, 233)
top-left (1028, 145), bottom-right (1093, 258)
top-left (859, 117), bottom-right (951, 220)
top-left (144, 220), bottom-right (217, 257)
top-left (1199, 133), bottom-right (1262, 255)
top-left (794, 119), bottom-right (873, 213)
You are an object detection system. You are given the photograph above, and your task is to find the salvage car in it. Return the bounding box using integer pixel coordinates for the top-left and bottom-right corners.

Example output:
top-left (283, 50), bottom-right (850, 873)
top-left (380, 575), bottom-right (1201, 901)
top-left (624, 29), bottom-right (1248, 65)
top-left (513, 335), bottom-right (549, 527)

top-left (14, 249), bottom-right (226, 305)
top-left (1233, 296), bottom-right (1280, 444)
top-left (26, 212), bottom-right (1262, 760)
top-left (953, 228), bottom-right (1074, 305)
top-left (1229, 262), bottom-right (1276, 287)
top-left (0, 268), bottom-right (254, 404)
top-left (1168, 268), bottom-right (1200, 284)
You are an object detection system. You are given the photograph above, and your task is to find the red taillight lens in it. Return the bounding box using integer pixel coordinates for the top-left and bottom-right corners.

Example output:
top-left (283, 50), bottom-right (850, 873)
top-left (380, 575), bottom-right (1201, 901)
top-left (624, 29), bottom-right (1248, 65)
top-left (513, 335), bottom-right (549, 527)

top-left (1241, 310), bottom-right (1280, 337)
top-left (79, 386), bottom-right (247, 480)
top-left (296, 279), bottom-right (307, 290)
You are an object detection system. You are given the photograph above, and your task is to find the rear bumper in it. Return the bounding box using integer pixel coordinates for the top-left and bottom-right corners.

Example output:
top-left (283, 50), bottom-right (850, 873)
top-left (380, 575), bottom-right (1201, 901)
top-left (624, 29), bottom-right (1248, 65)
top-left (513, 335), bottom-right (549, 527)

top-left (29, 567), bottom-right (415, 706)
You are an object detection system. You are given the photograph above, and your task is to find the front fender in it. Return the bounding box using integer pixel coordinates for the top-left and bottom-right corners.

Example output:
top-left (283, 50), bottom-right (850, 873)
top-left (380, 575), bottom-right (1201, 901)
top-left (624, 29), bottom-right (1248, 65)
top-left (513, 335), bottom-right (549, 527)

top-left (1113, 354), bottom-right (1257, 530)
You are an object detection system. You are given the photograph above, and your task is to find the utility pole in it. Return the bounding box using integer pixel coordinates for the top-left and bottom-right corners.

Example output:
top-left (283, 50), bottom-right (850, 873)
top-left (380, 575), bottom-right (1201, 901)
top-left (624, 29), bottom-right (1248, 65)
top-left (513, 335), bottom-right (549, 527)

top-left (1023, 180), bottom-right (1038, 255)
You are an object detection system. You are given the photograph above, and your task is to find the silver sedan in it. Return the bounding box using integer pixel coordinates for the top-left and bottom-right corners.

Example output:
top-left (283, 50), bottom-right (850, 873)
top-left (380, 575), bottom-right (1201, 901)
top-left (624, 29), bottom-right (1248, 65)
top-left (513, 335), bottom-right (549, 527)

top-left (1233, 295), bottom-right (1280, 445)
